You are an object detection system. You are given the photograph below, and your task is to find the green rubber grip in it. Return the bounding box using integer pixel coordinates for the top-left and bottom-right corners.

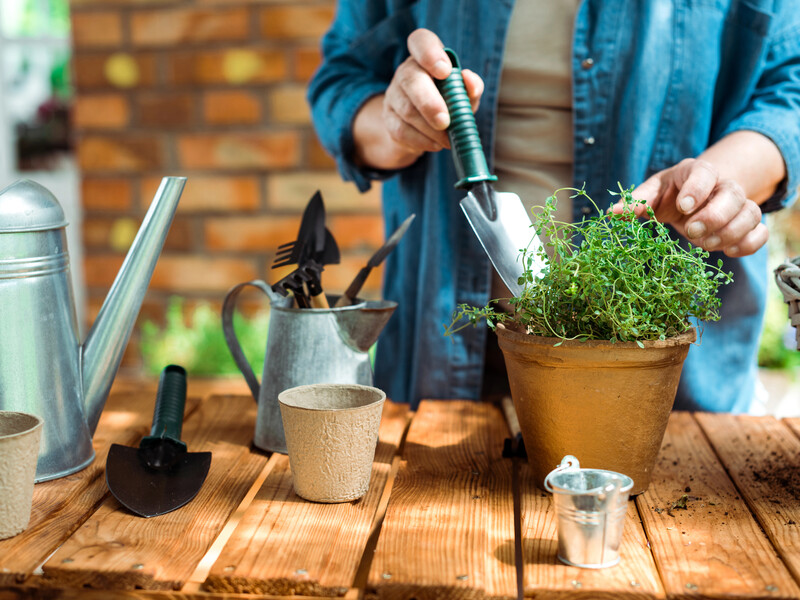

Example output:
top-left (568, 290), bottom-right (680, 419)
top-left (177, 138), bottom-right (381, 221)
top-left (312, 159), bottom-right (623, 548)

top-left (435, 48), bottom-right (497, 189)
top-left (145, 364), bottom-right (188, 447)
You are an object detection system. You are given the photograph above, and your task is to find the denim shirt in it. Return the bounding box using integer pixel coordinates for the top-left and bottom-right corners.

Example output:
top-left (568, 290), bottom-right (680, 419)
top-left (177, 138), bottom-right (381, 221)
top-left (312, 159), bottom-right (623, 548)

top-left (308, 0), bottom-right (800, 412)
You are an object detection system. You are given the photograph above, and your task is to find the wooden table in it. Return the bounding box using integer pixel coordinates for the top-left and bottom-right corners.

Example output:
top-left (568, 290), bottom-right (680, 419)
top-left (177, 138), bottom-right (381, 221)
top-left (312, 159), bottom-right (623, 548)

top-left (1, 386), bottom-right (799, 600)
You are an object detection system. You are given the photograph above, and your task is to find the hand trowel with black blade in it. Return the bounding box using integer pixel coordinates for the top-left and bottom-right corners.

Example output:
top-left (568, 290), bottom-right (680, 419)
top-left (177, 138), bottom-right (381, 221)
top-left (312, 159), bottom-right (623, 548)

top-left (435, 49), bottom-right (546, 297)
top-left (106, 365), bottom-right (211, 518)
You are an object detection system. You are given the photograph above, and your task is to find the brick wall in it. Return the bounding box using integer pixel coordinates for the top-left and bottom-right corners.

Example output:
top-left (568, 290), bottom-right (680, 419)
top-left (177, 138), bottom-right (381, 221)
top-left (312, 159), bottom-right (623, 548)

top-left (69, 0), bottom-right (384, 371)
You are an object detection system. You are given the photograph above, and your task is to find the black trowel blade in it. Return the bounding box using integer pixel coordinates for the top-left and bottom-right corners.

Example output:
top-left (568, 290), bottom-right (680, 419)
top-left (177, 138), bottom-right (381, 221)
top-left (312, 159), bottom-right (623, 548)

top-left (106, 443), bottom-right (212, 518)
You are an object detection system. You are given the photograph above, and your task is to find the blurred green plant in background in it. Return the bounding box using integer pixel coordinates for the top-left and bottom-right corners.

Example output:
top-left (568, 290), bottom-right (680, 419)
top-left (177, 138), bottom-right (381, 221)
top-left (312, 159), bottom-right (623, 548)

top-left (140, 296), bottom-right (268, 376)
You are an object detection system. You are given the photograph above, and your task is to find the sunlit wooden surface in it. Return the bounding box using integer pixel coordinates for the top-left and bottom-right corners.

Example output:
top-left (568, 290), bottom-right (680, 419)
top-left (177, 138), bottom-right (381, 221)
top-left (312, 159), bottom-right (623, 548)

top-left (1, 380), bottom-right (799, 600)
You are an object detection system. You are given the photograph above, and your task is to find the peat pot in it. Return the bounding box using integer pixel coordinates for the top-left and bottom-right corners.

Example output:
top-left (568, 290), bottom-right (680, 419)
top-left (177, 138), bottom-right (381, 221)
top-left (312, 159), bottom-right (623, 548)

top-left (496, 324), bottom-right (696, 495)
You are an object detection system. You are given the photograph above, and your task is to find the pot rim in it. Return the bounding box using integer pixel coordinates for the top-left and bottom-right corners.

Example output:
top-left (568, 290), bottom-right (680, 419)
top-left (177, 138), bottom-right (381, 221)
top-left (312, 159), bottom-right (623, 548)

top-left (494, 323), bottom-right (697, 349)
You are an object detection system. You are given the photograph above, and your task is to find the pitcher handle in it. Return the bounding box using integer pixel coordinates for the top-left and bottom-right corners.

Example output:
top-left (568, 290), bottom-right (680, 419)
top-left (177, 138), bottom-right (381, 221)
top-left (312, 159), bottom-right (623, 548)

top-left (222, 279), bottom-right (275, 402)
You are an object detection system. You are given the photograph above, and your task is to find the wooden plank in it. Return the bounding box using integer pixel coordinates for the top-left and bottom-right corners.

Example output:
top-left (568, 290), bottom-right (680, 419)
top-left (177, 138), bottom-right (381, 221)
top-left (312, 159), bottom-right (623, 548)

top-left (0, 391), bottom-right (196, 586)
top-left (785, 418), bottom-right (800, 440)
top-left (366, 400), bottom-right (517, 600)
top-left (637, 412), bottom-right (800, 599)
top-left (695, 413), bottom-right (800, 586)
top-left (41, 394), bottom-right (268, 591)
top-left (518, 465), bottom-right (664, 598)
top-left (203, 400), bottom-right (410, 597)
top-left (0, 582), bottom-right (329, 599)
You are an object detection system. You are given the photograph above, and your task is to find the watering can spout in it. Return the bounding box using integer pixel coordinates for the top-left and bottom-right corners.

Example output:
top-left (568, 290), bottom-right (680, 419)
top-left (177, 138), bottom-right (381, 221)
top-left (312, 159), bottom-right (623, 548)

top-left (335, 299), bottom-right (398, 353)
top-left (82, 177), bottom-right (185, 434)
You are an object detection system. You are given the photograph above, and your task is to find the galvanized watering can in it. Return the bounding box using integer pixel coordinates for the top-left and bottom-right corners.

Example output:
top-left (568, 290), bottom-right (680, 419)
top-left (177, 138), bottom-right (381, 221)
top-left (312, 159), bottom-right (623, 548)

top-left (0, 177), bottom-right (185, 482)
top-left (222, 280), bottom-right (396, 453)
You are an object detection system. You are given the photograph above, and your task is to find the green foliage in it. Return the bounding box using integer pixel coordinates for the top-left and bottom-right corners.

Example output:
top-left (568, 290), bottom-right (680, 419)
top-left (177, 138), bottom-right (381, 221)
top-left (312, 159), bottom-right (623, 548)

top-left (446, 185), bottom-right (733, 344)
top-left (140, 296), bottom-right (268, 376)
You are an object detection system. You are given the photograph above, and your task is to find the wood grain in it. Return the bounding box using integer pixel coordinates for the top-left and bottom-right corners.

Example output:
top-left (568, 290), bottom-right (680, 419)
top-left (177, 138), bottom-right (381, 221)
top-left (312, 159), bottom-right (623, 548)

top-left (637, 412), bottom-right (800, 599)
top-left (695, 413), bottom-right (800, 585)
top-left (0, 392), bottom-right (199, 586)
top-left (41, 395), bottom-right (268, 591)
top-left (203, 400), bottom-right (410, 597)
top-left (518, 466), bottom-right (664, 598)
top-left (366, 400), bottom-right (517, 600)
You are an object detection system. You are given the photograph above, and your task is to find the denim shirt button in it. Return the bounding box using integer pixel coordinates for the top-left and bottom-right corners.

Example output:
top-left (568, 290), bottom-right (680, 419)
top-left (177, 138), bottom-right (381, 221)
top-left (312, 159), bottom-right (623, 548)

top-left (583, 136), bottom-right (596, 145)
top-left (581, 57), bottom-right (595, 69)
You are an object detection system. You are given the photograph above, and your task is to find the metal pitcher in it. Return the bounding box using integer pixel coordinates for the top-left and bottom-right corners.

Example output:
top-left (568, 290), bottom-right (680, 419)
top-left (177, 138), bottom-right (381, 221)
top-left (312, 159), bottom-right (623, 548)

top-left (222, 280), bottom-right (396, 453)
top-left (0, 177), bottom-right (185, 481)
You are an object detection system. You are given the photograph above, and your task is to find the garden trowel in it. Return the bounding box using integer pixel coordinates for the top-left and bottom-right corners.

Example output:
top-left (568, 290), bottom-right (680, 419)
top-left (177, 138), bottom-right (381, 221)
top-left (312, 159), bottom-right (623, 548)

top-left (435, 49), bottom-right (546, 297)
top-left (105, 365), bottom-right (211, 518)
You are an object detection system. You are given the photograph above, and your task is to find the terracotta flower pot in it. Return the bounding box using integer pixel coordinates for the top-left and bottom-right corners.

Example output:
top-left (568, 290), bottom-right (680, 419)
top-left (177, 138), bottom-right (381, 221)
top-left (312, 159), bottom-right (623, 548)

top-left (495, 324), bottom-right (696, 495)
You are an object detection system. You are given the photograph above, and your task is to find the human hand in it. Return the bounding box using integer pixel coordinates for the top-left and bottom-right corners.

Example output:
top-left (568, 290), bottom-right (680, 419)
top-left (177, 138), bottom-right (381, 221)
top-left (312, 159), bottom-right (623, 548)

top-left (382, 28), bottom-right (484, 157)
top-left (612, 158), bottom-right (768, 257)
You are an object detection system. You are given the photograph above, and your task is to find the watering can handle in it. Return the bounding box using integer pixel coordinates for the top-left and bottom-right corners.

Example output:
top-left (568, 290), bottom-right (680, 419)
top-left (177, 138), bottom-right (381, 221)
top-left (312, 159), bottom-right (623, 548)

top-left (221, 280), bottom-right (275, 402)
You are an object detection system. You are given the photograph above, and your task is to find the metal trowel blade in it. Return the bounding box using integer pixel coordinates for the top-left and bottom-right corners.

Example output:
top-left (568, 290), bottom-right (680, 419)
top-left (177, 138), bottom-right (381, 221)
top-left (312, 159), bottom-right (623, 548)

top-left (106, 443), bottom-right (212, 518)
top-left (459, 186), bottom-right (546, 297)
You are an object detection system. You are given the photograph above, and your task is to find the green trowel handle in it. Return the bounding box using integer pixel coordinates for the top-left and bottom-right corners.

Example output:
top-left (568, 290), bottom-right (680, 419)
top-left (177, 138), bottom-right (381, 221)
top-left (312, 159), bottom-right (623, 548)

top-left (434, 48), bottom-right (497, 190)
top-left (143, 364), bottom-right (188, 449)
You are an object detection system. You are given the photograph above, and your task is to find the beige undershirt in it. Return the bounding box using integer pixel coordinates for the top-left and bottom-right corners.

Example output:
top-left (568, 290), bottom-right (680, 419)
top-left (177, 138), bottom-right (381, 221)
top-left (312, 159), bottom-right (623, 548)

top-left (492, 0), bottom-right (578, 299)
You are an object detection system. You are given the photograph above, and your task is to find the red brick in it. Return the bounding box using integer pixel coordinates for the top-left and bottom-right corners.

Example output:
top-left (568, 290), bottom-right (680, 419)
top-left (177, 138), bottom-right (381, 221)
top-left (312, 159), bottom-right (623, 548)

top-left (203, 90), bottom-right (262, 125)
top-left (83, 215), bottom-right (192, 252)
top-left (328, 214), bottom-right (385, 252)
top-left (73, 53), bottom-right (158, 90)
top-left (73, 94), bottom-right (130, 129)
top-left (307, 135), bottom-right (336, 169)
top-left (82, 179), bottom-right (133, 211)
top-left (78, 136), bottom-right (165, 173)
top-left (260, 6), bottom-right (334, 40)
top-left (167, 49), bottom-right (287, 86)
top-left (142, 175), bottom-right (261, 213)
top-left (176, 132), bottom-right (300, 170)
top-left (203, 215), bottom-right (299, 252)
top-left (131, 7), bottom-right (249, 47)
top-left (71, 12), bottom-right (123, 48)
top-left (149, 256), bottom-right (259, 293)
top-left (294, 46), bottom-right (321, 81)
top-left (269, 85), bottom-right (310, 124)
top-left (267, 172), bottom-right (381, 212)
top-left (136, 92), bottom-right (194, 128)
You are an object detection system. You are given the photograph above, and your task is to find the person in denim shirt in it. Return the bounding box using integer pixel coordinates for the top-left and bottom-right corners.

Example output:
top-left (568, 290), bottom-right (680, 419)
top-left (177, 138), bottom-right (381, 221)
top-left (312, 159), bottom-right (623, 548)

top-left (308, 1), bottom-right (800, 413)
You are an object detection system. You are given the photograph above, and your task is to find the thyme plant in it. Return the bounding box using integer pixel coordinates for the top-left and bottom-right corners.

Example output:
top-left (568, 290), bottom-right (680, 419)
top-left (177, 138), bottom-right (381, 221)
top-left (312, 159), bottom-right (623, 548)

top-left (447, 185), bottom-right (733, 346)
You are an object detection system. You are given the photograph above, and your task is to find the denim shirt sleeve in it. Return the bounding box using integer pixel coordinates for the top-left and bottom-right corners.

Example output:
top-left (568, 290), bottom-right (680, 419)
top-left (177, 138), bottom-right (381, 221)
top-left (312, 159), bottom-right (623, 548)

top-left (306, 2), bottom-right (419, 192)
top-left (721, 17), bottom-right (800, 213)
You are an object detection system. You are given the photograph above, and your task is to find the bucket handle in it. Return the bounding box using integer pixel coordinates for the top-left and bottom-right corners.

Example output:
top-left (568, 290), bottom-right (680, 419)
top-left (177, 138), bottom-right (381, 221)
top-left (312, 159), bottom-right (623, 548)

top-left (544, 455), bottom-right (623, 501)
top-left (222, 279), bottom-right (283, 402)
top-left (544, 455), bottom-right (580, 493)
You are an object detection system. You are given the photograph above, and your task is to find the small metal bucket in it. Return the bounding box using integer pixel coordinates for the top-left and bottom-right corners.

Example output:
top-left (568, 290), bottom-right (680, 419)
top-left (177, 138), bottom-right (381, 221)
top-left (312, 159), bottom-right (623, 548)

top-left (544, 455), bottom-right (633, 568)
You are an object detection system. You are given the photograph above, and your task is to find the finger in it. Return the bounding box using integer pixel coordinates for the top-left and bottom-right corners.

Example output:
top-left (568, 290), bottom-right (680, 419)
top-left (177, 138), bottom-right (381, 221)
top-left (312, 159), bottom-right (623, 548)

top-left (674, 159), bottom-right (718, 214)
top-left (614, 173), bottom-right (665, 215)
top-left (698, 199), bottom-right (762, 251)
top-left (684, 180), bottom-right (747, 242)
top-left (723, 222), bottom-right (769, 257)
top-left (383, 101), bottom-right (446, 153)
top-left (407, 29), bottom-right (450, 79)
top-left (392, 58), bottom-right (450, 132)
top-left (461, 69), bottom-right (485, 112)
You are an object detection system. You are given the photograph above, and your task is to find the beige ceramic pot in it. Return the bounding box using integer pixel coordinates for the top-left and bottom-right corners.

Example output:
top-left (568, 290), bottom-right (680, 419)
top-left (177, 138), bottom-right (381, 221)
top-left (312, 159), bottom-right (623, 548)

top-left (496, 324), bottom-right (696, 495)
top-left (0, 411), bottom-right (43, 539)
